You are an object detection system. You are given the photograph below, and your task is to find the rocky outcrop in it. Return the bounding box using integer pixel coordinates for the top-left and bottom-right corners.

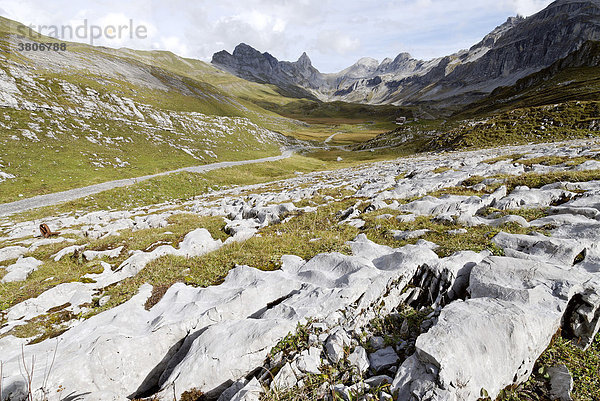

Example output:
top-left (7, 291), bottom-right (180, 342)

top-left (2, 140), bottom-right (600, 400)
top-left (391, 256), bottom-right (599, 400)
top-left (0, 257), bottom-right (43, 283)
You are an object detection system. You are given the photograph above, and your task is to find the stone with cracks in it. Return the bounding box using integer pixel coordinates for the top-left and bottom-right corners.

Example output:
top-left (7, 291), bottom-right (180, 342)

top-left (0, 245), bottom-right (28, 262)
top-left (391, 229), bottom-right (430, 240)
top-left (230, 378), bottom-right (264, 401)
top-left (365, 375), bottom-right (394, 388)
top-left (369, 336), bottom-right (385, 350)
top-left (391, 256), bottom-right (600, 400)
top-left (332, 384), bottom-right (351, 401)
top-left (325, 328), bottom-right (352, 363)
top-left (217, 379), bottom-right (248, 401)
top-left (348, 346), bottom-right (370, 374)
top-left (548, 364), bottom-right (574, 401)
top-left (295, 347), bottom-right (322, 375)
top-left (492, 232), bottom-right (585, 265)
top-left (369, 347), bottom-right (399, 373)
top-left (51, 244), bottom-right (86, 261)
top-left (271, 362), bottom-right (298, 390)
top-left (495, 186), bottom-right (575, 210)
top-left (1, 234), bottom-right (452, 400)
top-left (397, 186), bottom-right (505, 217)
top-left (83, 246), bottom-right (123, 260)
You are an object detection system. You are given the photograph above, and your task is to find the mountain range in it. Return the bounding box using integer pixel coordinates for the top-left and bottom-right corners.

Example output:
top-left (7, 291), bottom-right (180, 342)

top-left (212, 0), bottom-right (600, 109)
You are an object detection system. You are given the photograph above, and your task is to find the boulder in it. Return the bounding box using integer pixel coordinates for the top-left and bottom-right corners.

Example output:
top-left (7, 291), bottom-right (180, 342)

top-left (230, 378), bottom-right (264, 401)
top-left (0, 245), bottom-right (28, 262)
top-left (391, 256), bottom-right (600, 400)
top-left (365, 375), bottom-right (394, 388)
top-left (325, 328), bottom-right (352, 363)
top-left (493, 232), bottom-right (585, 265)
top-left (495, 186), bottom-right (574, 210)
top-left (271, 362), bottom-right (298, 391)
top-left (83, 246), bottom-right (123, 260)
top-left (217, 379), bottom-right (248, 401)
top-left (369, 336), bottom-right (385, 350)
top-left (391, 229), bottom-right (430, 240)
top-left (51, 244), bottom-right (86, 261)
top-left (295, 347), bottom-right (322, 375)
top-left (1, 256), bottom-right (43, 283)
top-left (369, 347), bottom-right (399, 373)
top-left (548, 364), bottom-right (574, 401)
top-left (348, 346), bottom-right (370, 374)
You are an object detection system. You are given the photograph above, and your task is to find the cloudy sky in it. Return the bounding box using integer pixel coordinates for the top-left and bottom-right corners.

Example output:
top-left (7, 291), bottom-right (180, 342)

top-left (0, 0), bottom-right (553, 72)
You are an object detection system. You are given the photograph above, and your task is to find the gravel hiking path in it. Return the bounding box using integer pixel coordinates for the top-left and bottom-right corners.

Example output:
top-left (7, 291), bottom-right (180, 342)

top-left (0, 150), bottom-right (295, 217)
top-left (324, 132), bottom-right (340, 143)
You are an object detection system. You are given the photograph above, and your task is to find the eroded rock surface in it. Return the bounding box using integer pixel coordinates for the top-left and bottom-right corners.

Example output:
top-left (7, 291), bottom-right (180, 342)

top-left (1, 140), bottom-right (600, 400)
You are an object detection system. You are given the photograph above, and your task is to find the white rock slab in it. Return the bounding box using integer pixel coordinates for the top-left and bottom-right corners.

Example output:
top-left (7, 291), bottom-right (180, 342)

top-left (1, 257), bottom-right (43, 283)
top-left (0, 245), bottom-right (28, 262)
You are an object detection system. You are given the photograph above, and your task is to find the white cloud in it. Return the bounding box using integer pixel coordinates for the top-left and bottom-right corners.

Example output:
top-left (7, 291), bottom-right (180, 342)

top-left (506, 0), bottom-right (553, 16)
top-left (153, 35), bottom-right (190, 57)
top-left (235, 10), bottom-right (286, 32)
top-left (314, 30), bottom-right (360, 55)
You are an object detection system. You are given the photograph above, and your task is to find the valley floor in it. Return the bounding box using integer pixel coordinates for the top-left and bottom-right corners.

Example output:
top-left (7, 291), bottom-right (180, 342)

top-left (1, 139), bottom-right (600, 401)
top-left (0, 150), bottom-right (294, 217)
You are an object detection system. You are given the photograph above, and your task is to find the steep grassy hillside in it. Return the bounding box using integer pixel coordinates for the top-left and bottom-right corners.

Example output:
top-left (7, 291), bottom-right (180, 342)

top-left (430, 100), bottom-right (600, 150)
top-left (457, 40), bottom-right (600, 119)
top-left (0, 17), bottom-right (305, 203)
top-left (358, 101), bottom-right (600, 152)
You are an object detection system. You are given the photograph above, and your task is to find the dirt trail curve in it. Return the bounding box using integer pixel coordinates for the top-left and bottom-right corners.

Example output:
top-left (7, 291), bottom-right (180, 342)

top-left (0, 150), bottom-right (294, 217)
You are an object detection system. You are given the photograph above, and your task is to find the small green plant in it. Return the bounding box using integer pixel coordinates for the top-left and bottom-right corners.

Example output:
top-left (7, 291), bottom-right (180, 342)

top-left (269, 323), bottom-right (312, 358)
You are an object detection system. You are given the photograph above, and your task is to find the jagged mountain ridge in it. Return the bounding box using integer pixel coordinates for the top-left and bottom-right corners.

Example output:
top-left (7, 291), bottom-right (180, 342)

top-left (212, 44), bottom-right (326, 99)
top-left (211, 0), bottom-right (600, 108)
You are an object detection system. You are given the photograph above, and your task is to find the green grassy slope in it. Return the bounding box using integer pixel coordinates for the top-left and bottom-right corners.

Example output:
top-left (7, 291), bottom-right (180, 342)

top-left (0, 15), bottom-right (415, 204)
top-left (0, 17), bottom-right (307, 203)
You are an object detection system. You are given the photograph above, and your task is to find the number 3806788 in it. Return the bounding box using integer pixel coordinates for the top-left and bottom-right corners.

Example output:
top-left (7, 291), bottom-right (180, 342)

top-left (18, 43), bottom-right (67, 51)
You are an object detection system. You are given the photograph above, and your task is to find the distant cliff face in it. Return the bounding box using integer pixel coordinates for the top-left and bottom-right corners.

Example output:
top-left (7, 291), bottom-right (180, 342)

top-left (427, 0), bottom-right (600, 96)
top-left (212, 0), bottom-right (600, 108)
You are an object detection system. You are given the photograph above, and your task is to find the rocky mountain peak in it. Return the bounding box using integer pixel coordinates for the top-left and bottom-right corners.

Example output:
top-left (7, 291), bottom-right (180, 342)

top-left (212, 43), bottom-right (325, 98)
top-left (470, 16), bottom-right (524, 51)
top-left (393, 52), bottom-right (412, 62)
top-left (374, 52), bottom-right (421, 76)
top-left (356, 57), bottom-right (379, 67)
top-left (550, 0), bottom-right (600, 7)
top-left (232, 43), bottom-right (258, 57)
top-left (296, 52), bottom-right (312, 68)
top-left (334, 57), bottom-right (380, 79)
top-left (537, 0), bottom-right (600, 18)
